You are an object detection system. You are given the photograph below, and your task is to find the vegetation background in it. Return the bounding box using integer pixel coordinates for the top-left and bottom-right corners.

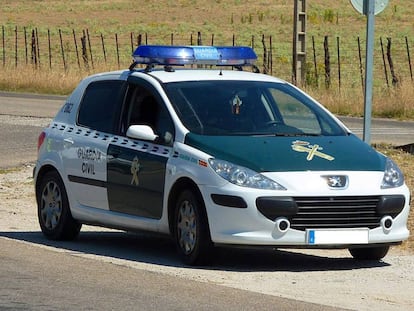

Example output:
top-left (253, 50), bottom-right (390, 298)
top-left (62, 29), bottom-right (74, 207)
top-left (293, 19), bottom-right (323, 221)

top-left (0, 0), bottom-right (413, 250)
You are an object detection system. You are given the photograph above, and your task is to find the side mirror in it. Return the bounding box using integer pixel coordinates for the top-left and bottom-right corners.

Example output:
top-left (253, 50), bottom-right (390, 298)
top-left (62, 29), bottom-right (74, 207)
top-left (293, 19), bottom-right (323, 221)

top-left (126, 125), bottom-right (158, 141)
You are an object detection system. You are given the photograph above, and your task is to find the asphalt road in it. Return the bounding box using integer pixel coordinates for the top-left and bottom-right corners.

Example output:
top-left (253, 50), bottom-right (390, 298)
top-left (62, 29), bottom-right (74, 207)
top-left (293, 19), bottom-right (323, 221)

top-left (2, 237), bottom-right (338, 311)
top-left (0, 91), bottom-right (413, 168)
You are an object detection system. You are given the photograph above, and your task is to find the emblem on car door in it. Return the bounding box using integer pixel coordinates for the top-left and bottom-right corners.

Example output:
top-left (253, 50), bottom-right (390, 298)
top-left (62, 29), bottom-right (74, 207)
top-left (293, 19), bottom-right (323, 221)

top-left (131, 156), bottom-right (141, 186)
top-left (322, 175), bottom-right (348, 189)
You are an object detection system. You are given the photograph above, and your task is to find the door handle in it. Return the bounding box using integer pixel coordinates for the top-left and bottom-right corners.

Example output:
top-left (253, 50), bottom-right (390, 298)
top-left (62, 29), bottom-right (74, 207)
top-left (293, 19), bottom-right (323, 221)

top-left (63, 137), bottom-right (74, 146)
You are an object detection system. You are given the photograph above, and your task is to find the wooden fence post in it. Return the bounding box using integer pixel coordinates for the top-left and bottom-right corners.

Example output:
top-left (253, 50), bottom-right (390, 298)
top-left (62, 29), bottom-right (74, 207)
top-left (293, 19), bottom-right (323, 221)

top-left (86, 29), bottom-right (94, 69)
top-left (336, 36), bottom-right (341, 90)
top-left (323, 35), bottom-right (330, 89)
top-left (47, 29), bottom-right (52, 69)
top-left (262, 34), bottom-right (268, 74)
top-left (386, 37), bottom-right (399, 86)
top-left (31, 29), bottom-right (37, 68)
top-left (357, 36), bottom-right (364, 90)
top-left (311, 35), bottom-right (318, 86)
top-left (101, 33), bottom-right (106, 63)
top-left (380, 37), bottom-right (389, 87)
top-left (115, 33), bottom-right (120, 69)
top-left (14, 26), bottom-right (17, 68)
top-left (73, 29), bottom-right (81, 69)
top-left (35, 28), bottom-right (40, 68)
top-left (2, 26), bottom-right (5, 67)
top-left (405, 36), bottom-right (413, 81)
top-left (24, 27), bottom-right (28, 64)
top-left (59, 29), bottom-right (67, 71)
top-left (82, 30), bottom-right (89, 70)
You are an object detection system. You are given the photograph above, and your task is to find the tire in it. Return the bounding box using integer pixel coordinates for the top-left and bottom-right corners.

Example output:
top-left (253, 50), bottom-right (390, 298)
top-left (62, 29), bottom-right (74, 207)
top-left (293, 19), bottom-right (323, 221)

top-left (349, 245), bottom-right (390, 260)
top-left (37, 171), bottom-right (81, 240)
top-left (173, 189), bottom-right (213, 266)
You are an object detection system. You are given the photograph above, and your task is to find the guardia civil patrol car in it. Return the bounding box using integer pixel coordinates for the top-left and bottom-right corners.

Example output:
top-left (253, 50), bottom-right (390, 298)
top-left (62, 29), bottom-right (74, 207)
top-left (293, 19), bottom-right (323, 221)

top-left (34, 45), bottom-right (410, 265)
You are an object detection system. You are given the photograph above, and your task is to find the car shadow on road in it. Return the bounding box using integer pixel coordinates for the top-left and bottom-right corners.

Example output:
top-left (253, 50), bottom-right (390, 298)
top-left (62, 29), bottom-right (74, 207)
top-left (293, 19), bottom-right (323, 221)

top-left (1, 230), bottom-right (390, 272)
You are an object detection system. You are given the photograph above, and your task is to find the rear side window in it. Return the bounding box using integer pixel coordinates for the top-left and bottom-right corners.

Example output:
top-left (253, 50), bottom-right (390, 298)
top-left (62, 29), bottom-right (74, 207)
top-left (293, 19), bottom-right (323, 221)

top-left (78, 80), bottom-right (126, 133)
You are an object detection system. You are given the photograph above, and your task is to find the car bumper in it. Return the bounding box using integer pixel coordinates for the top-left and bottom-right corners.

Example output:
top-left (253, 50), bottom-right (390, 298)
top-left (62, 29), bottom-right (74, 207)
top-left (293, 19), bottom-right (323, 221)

top-left (200, 183), bottom-right (410, 248)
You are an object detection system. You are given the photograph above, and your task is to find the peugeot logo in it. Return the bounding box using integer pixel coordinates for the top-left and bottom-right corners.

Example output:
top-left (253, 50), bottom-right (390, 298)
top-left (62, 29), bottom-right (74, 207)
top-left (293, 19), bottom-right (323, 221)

top-left (322, 175), bottom-right (348, 189)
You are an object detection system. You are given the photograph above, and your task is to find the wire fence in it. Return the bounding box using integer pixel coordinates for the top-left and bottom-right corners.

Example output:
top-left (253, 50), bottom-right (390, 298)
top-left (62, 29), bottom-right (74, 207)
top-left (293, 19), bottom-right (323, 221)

top-left (1, 25), bottom-right (413, 91)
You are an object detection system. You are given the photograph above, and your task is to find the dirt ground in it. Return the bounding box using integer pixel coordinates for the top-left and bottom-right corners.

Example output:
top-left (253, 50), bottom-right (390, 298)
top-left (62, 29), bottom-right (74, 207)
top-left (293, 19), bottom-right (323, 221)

top-left (1, 164), bottom-right (413, 311)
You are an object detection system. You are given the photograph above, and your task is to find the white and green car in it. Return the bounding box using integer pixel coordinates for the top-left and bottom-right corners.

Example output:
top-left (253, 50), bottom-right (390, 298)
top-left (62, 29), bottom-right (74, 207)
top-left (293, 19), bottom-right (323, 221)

top-left (34, 45), bottom-right (410, 265)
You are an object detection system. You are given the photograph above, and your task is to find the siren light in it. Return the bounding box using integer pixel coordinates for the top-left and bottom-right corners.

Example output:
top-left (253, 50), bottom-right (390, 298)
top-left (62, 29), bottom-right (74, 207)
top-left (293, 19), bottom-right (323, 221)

top-left (130, 45), bottom-right (257, 68)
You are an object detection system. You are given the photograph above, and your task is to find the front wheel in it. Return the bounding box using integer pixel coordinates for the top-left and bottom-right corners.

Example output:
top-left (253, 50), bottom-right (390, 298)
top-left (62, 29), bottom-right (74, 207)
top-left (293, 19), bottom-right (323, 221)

top-left (37, 171), bottom-right (81, 240)
top-left (173, 190), bottom-right (213, 265)
top-left (349, 245), bottom-right (390, 260)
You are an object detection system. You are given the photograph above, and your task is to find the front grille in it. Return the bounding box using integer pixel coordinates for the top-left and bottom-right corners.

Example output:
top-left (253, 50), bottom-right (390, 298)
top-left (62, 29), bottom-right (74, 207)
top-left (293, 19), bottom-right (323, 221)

top-left (290, 196), bottom-right (381, 231)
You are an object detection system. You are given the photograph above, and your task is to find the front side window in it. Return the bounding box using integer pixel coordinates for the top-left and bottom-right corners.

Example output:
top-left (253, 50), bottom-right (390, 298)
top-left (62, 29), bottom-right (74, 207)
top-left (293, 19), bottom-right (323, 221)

top-left (78, 80), bottom-right (126, 133)
top-left (165, 81), bottom-right (346, 137)
top-left (122, 84), bottom-right (174, 145)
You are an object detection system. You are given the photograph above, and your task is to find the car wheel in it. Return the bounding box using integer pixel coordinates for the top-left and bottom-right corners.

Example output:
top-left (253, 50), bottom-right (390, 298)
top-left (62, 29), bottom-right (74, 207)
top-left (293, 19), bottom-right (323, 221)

top-left (37, 171), bottom-right (81, 240)
top-left (174, 189), bottom-right (213, 265)
top-left (349, 245), bottom-right (390, 260)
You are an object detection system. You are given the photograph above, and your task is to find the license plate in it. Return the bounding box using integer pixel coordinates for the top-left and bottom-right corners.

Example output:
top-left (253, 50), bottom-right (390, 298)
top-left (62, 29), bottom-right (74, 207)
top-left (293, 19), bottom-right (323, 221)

top-left (307, 229), bottom-right (369, 245)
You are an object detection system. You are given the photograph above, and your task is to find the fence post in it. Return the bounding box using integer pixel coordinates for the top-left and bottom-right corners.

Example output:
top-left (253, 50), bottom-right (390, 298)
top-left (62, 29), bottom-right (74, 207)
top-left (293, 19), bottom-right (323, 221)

top-left (2, 26), bottom-right (5, 67)
top-left (24, 27), bottom-right (28, 64)
top-left (262, 34), bottom-right (268, 74)
top-left (35, 28), bottom-right (40, 68)
top-left (47, 29), bottom-right (52, 69)
top-left (405, 36), bottom-right (413, 82)
top-left (336, 36), bottom-right (341, 91)
top-left (31, 29), bottom-right (37, 68)
top-left (357, 36), bottom-right (364, 90)
top-left (82, 30), bottom-right (89, 70)
top-left (86, 29), bottom-right (94, 69)
top-left (311, 35), bottom-right (318, 86)
top-left (380, 37), bottom-right (389, 87)
top-left (115, 33), bottom-right (120, 69)
top-left (101, 33), bottom-right (107, 63)
top-left (14, 26), bottom-right (17, 68)
top-left (323, 35), bottom-right (330, 89)
top-left (73, 29), bottom-right (81, 69)
top-left (197, 32), bottom-right (202, 45)
top-left (59, 29), bottom-right (67, 71)
top-left (386, 37), bottom-right (399, 86)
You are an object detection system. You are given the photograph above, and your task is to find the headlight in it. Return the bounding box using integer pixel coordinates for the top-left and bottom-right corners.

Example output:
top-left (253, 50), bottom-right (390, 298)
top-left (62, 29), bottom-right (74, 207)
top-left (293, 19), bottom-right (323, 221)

top-left (208, 158), bottom-right (286, 190)
top-left (381, 158), bottom-right (404, 189)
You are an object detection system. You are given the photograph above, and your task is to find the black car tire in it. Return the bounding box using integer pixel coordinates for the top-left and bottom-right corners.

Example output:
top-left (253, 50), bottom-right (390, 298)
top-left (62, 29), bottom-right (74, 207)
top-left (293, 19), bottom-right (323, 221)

top-left (349, 245), bottom-right (390, 260)
top-left (37, 170), bottom-right (81, 240)
top-left (173, 189), bottom-right (213, 266)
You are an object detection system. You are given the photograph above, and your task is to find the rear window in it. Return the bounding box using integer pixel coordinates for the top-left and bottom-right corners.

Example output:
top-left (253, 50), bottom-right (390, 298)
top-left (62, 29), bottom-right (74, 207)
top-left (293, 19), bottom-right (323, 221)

top-left (77, 80), bottom-right (126, 133)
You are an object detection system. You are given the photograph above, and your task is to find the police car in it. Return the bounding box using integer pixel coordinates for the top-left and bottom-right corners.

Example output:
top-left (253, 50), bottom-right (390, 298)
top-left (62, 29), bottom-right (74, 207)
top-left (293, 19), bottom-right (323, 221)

top-left (34, 45), bottom-right (410, 265)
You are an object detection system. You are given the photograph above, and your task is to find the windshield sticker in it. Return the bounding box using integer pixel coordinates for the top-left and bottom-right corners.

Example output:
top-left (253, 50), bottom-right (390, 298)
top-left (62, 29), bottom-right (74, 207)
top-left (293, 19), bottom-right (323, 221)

top-left (291, 140), bottom-right (334, 161)
top-left (231, 94), bottom-right (242, 115)
top-left (130, 156), bottom-right (141, 186)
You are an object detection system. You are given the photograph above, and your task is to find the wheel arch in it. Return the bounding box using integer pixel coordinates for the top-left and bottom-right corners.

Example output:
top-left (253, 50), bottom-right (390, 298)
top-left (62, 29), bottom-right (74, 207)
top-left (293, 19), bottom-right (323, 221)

top-left (35, 164), bottom-right (62, 202)
top-left (167, 177), bottom-right (207, 234)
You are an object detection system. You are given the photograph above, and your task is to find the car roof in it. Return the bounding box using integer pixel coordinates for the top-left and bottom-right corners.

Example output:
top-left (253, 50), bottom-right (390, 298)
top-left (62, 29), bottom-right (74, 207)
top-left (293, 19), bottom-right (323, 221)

top-left (130, 68), bottom-right (288, 84)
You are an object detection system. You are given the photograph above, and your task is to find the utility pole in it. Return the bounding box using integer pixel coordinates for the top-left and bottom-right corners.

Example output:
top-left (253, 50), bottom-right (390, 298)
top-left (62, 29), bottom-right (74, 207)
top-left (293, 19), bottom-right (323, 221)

top-left (292, 0), bottom-right (307, 86)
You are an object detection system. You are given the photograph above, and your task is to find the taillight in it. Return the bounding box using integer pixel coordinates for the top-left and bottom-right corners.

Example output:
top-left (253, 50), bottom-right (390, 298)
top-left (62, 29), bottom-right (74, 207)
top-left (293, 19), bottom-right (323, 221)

top-left (38, 132), bottom-right (46, 151)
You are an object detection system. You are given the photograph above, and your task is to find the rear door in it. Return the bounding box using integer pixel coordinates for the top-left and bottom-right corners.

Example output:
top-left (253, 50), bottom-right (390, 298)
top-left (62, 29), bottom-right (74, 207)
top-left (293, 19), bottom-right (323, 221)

top-left (107, 79), bottom-right (175, 219)
top-left (62, 79), bottom-right (127, 210)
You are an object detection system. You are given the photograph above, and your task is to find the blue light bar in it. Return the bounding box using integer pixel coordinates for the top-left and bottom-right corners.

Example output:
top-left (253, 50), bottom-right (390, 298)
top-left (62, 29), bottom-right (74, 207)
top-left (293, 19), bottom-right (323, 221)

top-left (132, 45), bottom-right (257, 66)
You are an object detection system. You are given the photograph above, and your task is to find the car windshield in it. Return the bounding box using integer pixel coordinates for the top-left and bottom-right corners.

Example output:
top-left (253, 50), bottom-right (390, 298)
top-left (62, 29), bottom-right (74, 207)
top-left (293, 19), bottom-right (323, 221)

top-left (165, 80), bottom-right (347, 136)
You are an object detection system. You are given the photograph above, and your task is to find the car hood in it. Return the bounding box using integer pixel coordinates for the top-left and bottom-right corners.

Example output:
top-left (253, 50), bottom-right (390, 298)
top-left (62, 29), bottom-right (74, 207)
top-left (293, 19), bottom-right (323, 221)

top-left (184, 133), bottom-right (385, 172)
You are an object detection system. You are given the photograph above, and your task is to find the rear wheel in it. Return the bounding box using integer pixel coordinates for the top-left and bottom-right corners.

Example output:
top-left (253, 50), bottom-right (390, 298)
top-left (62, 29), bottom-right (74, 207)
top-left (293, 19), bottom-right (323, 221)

top-left (37, 171), bottom-right (81, 240)
top-left (173, 190), bottom-right (213, 265)
top-left (349, 245), bottom-right (390, 260)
